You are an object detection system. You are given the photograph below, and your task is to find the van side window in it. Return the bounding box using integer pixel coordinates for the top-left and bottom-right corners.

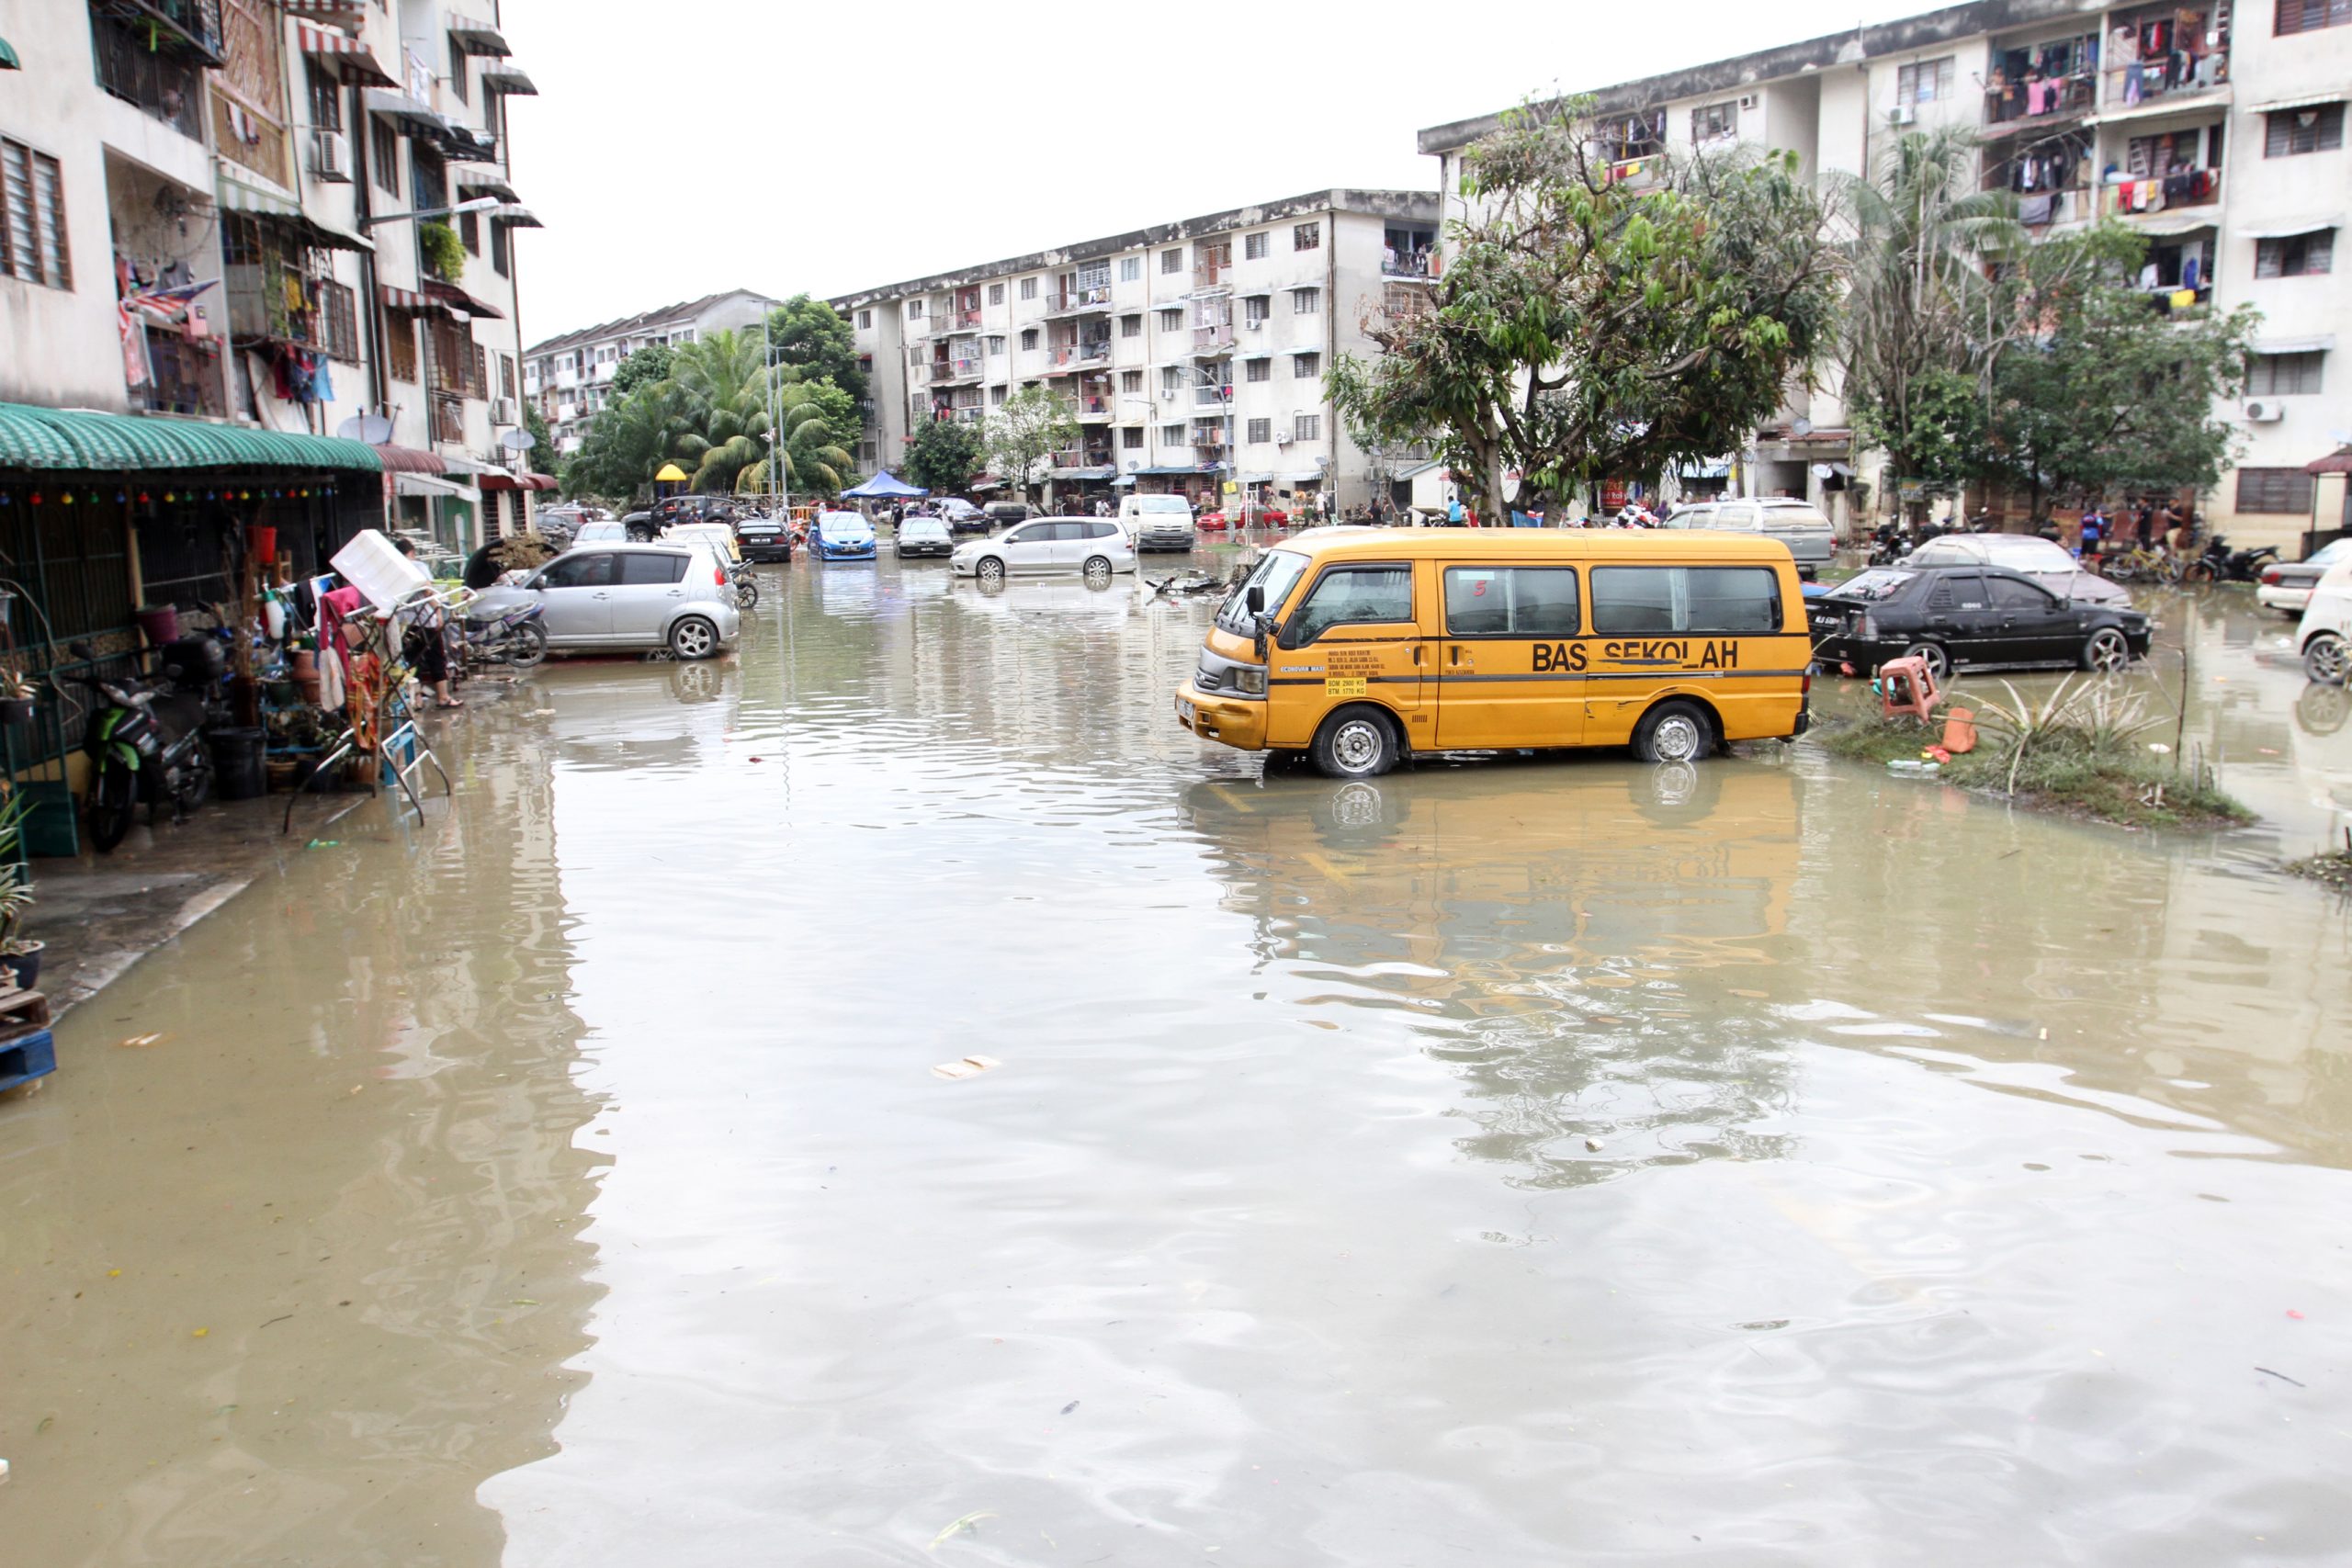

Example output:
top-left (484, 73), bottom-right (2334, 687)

top-left (1444, 567), bottom-right (1579, 637)
top-left (1589, 566), bottom-right (1783, 635)
top-left (1287, 566), bottom-right (1411, 643)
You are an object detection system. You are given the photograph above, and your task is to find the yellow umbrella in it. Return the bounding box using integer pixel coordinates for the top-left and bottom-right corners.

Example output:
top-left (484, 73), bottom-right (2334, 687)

top-left (654, 462), bottom-right (688, 483)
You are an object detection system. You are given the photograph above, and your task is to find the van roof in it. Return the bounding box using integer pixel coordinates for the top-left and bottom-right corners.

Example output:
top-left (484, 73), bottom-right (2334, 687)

top-left (1269, 526), bottom-right (1799, 565)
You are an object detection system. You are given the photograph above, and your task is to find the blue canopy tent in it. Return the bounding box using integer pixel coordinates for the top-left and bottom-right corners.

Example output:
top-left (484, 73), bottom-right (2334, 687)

top-left (842, 470), bottom-right (928, 499)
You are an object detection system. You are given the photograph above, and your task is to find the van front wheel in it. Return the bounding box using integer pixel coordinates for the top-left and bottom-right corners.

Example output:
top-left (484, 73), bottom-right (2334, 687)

top-left (1311, 705), bottom-right (1401, 779)
top-left (1632, 700), bottom-right (1715, 764)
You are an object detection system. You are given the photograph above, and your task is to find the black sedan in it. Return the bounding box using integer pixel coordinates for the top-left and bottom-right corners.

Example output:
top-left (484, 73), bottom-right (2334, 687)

top-left (735, 515), bottom-right (793, 562)
top-left (1809, 565), bottom-right (2152, 681)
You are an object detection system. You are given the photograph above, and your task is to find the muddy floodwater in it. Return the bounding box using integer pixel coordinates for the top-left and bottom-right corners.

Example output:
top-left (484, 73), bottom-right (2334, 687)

top-left (4, 552), bottom-right (2349, 1566)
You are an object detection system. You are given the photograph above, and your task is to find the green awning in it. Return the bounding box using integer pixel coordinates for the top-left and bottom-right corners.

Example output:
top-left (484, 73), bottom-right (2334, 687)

top-left (0, 403), bottom-right (384, 473)
top-left (0, 37), bottom-right (19, 70)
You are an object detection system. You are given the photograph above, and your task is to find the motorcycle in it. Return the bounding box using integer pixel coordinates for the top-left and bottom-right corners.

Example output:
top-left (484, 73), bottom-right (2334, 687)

top-left (458, 598), bottom-right (548, 669)
top-left (62, 637), bottom-right (216, 853)
top-left (726, 559), bottom-right (759, 611)
top-left (2185, 534), bottom-right (2278, 584)
top-left (1866, 525), bottom-right (1916, 568)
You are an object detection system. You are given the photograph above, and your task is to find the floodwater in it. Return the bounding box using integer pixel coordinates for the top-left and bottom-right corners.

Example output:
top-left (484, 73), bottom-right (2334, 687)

top-left (4, 548), bottom-right (2349, 1566)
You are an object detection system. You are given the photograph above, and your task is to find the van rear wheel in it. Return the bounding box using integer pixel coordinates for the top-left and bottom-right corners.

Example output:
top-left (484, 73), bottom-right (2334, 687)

top-left (1310, 705), bottom-right (1401, 779)
top-left (1631, 700), bottom-right (1715, 764)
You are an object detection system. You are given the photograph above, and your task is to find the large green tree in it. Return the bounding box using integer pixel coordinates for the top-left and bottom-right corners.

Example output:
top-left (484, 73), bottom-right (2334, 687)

top-left (610, 341), bottom-right (673, 397)
top-left (560, 379), bottom-right (697, 504)
top-left (904, 416), bottom-right (983, 494)
top-left (984, 386), bottom-right (1079, 501)
top-left (735, 378), bottom-right (857, 500)
top-left (764, 295), bottom-right (866, 404)
top-left (666, 329), bottom-right (775, 492)
top-left (1329, 96), bottom-right (1839, 516)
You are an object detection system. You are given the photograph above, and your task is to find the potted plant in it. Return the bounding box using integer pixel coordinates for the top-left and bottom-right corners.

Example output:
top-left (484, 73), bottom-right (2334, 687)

top-left (418, 220), bottom-right (466, 284)
top-left (0, 793), bottom-right (35, 989)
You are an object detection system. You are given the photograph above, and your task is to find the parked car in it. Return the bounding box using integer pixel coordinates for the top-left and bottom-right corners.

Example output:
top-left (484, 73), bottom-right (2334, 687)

top-left (897, 516), bottom-right (954, 558)
top-left (813, 510), bottom-right (878, 560)
top-left (1660, 498), bottom-right (1837, 578)
top-left (978, 501), bottom-right (1035, 533)
top-left (935, 497), bottom-right (985, 528)
top-left (1807, 564), bottom-right (2151, 680)
top-left (1903, 531), bottom-right (2133, 608)
top-left (952, 516), bottom-right (1136, 586)
top-left (1122, 493), bottom-right (1197, 552)
top-left (571, 519), bottom-right (629, 546)
top-left (2293, 554), bottom-right (2352, 683)
top-left (735, 514), bottom-right (793, 562)
top-left (2259, 537), bottom-right (2351, 616)
top-left (469, 542), bottom-right (741, 660)
top-left (1196, 511), bottom-right (1234, 533)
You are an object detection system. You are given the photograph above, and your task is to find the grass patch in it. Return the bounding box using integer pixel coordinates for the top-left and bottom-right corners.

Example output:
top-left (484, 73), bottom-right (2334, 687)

top-left (1811, 693), bottom-right (2251, 833)
top-left (2285, 836), bottom-right (2352, 890)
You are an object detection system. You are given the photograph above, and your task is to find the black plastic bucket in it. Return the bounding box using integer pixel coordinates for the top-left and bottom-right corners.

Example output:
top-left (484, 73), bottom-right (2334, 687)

top-left (208, 727), bottom-right (266, 801)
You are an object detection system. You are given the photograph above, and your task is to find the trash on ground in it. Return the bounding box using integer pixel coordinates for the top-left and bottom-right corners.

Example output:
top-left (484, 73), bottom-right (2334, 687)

top-left (929, 1510), bottom-right (995, 1548)
top-left (114, 1033), bottom-right (165, 1049)
top-left (1886, 759), bottom-right (1942, 776)
top-left (933, 1055), bottom-right (1002, 1080)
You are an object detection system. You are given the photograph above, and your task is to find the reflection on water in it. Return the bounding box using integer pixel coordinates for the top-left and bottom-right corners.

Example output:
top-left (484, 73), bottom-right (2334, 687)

top-left (4, 558), bottom-right (2348, 1565)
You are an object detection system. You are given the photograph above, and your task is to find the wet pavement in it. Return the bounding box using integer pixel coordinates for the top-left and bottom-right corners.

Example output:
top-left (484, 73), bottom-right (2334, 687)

top-left (3, 545), bottom-right (2348, 1565)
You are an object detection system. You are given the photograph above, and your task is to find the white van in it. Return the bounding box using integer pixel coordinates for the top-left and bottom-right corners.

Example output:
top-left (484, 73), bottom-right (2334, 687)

top-left (1121, 493), bottom-right (1196, 552)
top-left (1661, 497), bottom-right (1836, 578)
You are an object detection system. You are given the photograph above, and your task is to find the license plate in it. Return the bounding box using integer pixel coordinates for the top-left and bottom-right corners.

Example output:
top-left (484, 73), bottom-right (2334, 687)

top-left (1176, 696), bottom-right (1195, 722)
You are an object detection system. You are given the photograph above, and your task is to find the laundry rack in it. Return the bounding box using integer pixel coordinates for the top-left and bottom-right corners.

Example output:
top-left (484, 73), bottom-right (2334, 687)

top-left (281, 582), bottom-right (456, 835)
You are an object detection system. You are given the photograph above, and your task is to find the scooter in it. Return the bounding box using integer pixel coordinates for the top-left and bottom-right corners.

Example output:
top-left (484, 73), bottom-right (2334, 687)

top-left (2186, 534), bottom-right (2278, 584)
top-left (62, 637), bottom-right (215, 853)
top-left (458, 599), bottom-right (548, 669)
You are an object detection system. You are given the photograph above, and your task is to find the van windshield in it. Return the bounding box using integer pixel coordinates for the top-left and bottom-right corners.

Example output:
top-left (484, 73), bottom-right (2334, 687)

top-left (1217, 549), bottom-right (1310, 634)
top-left (1132, 497), bottom-right (1189, 513)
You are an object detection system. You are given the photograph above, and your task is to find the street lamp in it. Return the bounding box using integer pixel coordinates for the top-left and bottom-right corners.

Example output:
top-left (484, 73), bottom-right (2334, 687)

top-left (357, 194), bottom-right (500, 232)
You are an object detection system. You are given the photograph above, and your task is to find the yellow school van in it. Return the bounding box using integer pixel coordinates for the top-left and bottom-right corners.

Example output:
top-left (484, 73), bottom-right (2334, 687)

top-left (1173, 528), bottom-right (1812, 776)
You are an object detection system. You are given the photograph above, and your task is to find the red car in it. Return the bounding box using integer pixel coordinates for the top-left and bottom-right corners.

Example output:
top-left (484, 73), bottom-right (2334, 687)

top-left (1196, 510), bottom-right (1232, 532)
top-left (1197, 507), bottom-right (1286, 531)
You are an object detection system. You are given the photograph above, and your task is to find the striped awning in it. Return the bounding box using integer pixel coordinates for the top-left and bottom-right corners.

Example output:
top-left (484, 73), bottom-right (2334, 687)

top-left (481, 471), bottom-right (559, 492)
top-left (281, 0), bottom-right (368, 22)
top-left (0, 36), bottom-right (19, 70)
top-left (453, 167), bottom-right (519, 202)
top-left (294, 22), bottom-right (396, 86)
top-left (481, 65), bottom-right (537, 95)
top-left (491, 204), bottom-right (542, 229)
top-left (0, 401), bottom-right (383, 473)
top-left (364, 87), bottom-right (441, 130)
top-left (379, 283), bottom-right (435, 314)
top-left (424, 279), bottom-right (505, 321)
top-left (448, 24), bottom-right (511, 55)
top-left (214, 168), bottom-right (372, 251)
top-left (371, 443), bottom-right (449, 475)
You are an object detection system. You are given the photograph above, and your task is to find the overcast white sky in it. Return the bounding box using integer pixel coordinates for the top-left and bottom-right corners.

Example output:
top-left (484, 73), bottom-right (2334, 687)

top-left (502, 0), bottom-right (1933, 346)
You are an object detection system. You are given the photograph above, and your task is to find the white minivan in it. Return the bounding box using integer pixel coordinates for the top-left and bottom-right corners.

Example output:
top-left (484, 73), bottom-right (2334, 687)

top-left (1121, 493), bottom-right (1196, 552)
top-left (953, 517), bottom-right (1137, 586)
top-left (1663, 497), bottom-right (1837, 577)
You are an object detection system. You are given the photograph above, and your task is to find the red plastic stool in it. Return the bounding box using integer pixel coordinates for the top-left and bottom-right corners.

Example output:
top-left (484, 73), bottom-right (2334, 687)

top-left (1878, 655), bottom-right (1940, 722)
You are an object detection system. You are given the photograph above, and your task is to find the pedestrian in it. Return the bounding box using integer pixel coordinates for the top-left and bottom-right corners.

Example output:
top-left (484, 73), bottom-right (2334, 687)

top-left (391, 537), bottom-right (460, 709)
top-left (2133, 502), bottom-right (2155, 550)
top-left (1446, 495), bottom-right (1464, 526)
top-left (2077, 508), bottom-right (2103, 560)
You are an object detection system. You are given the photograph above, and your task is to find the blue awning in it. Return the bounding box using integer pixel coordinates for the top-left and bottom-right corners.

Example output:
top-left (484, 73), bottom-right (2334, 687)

top-left (1134, 464), bottom-right (1203, 476)
top-left (841, 469), bottom-right (927, 498)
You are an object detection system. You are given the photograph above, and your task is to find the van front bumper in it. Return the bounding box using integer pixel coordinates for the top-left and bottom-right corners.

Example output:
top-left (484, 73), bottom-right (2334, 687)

top-left (1174, 682), bottom-right (1267, 751)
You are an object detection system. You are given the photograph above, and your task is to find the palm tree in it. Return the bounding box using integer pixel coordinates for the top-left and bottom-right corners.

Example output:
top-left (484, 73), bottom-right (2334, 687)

top-left (561, 378), bottom-right (696, 504)
top-left (666, 330), bottom-right (774, 493)
top-left (733, 380), bottom-right (856, 499)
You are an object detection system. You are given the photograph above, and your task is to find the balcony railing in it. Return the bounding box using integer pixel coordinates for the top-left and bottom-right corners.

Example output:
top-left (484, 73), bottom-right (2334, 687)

top-left (1381, 249), bottom-right (1437, 278)
top-left (949, 407), bottom-right (984, 426)
top-left (1192, 325), bottom-right (1234, 355)
top-left (93, 12), bottom-right (208, 139)
top-left (133, 328), bottom-right (224, 417)
top-left (1046, 285), bottom-right (1114, 315)
top-left (1050, 448), bottom-right (1114, 469)
top-left (1192, 261), bottom-right (1231, 290)
top-left (1191, 430), bottom-right (1227, 450)
top-left (1984, 75), bottom-right (2094, 126)
top-left (1046, 341), bottom-right (1111, 368)
top-left (951, 307), bottom-right (982, 329)
top-left (2099, 169), bottom-right (2220, 220)
top-left (100, 0), bottom-right (226, 64)
top-left (2101, 53), bottom-right (2227, 113)
top-left (1193, 385), bottom-right (1232, 409)
top-left (1073, 397), bottom-right (1113, 421)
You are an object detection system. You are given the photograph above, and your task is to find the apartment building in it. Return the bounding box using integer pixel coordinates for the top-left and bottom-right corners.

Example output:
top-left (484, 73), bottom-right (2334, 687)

top-left (831, 190), bottom-right (1441, 513)
top-left (522, 288), bottom-right (780, 456)
top-left (1420, 0), bottom-right (2352, 548)
top-left (0, 0), bottom-right (543, 552)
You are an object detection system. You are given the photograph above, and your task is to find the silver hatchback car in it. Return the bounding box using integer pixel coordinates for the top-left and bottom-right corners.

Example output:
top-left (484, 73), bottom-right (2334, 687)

top-left (950, 516), bottom-right (1136, 587)
top-left (472, 542), bottom-right (742, 660)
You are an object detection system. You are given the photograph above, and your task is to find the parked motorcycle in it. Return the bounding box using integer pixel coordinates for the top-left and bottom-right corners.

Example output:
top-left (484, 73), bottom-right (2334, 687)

top-left (728, 560), bottom-right (760, 611)
top-left (2184, 534), bottom-right (2278, 584)
top-left (1866, 525), bottom-right (1917, 568)
top-left (458, 598), bottom-right (548, 669)
top-left (62, 637), bottom-right (215, 853)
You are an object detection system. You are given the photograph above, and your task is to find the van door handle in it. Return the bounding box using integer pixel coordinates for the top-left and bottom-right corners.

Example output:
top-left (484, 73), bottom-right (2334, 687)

top-left (1412, 644), bottom-right (1423, 666)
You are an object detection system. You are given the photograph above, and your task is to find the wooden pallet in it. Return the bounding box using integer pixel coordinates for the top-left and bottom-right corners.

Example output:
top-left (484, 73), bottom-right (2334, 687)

top-left (0, 987), bottom-right (51, 1040)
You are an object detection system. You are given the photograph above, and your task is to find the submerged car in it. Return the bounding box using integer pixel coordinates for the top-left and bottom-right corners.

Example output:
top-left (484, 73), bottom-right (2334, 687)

top-left (1903, 531), bottom-right (2133, 608)
top-left (951, 516), bottom-right (1136, 586)
top-left (2259, 537), bottom-right (2350, 616)
top-left (469, 542), bottom-right (741, 660)
top-left (812, 510), bottom-right (878, 560)
top-left (735, 514), bottom-right (792, 563)
top-left (1808, 564), bottom-right (2151, 680)
top-left (896, 516), bottom-right (954, 558)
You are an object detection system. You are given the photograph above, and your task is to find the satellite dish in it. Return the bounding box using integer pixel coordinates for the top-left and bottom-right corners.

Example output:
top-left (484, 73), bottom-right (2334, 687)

top-left (1811, 462), bottom-right (1834, 479)
top-left (500, 428), bottom-right (536, 453)
top-left (336, 412), bottom-right (394, 445)
top-left (1791, 416), bottom-right (1815, 437)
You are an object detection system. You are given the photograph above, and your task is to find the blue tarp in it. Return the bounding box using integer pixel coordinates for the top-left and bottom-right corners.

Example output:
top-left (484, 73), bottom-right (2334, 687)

top-left (842, 470), bottom-right (927, 499)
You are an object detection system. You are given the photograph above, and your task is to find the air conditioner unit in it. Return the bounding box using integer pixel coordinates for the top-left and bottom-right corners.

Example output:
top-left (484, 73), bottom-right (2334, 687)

top-left (1246, 320), bottom-right (1263, 331)
top-left (1889, 105), bottom-right (1917, 126)
top-left (1159, 388), bottom-right (1175, 400)
top-left (492, 396), bottom-right (519, 424)
top-left (311, 130), bottom-right (351, 183)
top-left (1274, 432), bottom-right (1293, 446)
top-left (2244, 400), bottom-right (2285, 423)
top-left (1737, 94), bottom-right (1758, 111)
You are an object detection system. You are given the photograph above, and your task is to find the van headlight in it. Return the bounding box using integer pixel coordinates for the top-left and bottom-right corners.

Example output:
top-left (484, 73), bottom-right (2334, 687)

top-left (1236, 665), bottom-right (1268, 695)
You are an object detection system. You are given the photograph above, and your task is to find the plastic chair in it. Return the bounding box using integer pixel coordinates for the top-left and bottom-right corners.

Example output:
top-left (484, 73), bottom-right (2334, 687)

top-left (1878, 655), bottom-right (1940, 722)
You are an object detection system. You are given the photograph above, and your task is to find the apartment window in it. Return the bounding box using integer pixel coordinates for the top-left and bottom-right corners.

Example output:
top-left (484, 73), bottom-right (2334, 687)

top-left (2276, 0), bottom-right (2352, 32)
top-left (1020, 276), bottom-right (1038, 300)
top-left (501, 353), bottom-right (517, 399)
top-left (2238, 467), bottom-right (2316, 512)
top-left (1159, 308), bottom-right (1182, 332)
top-left (491, 219), bottom-right (509, 278)
top-left (1021, 328), bottom-right (1038, 349)
top-left (318, 278), bottom-right (360, 363)
top-left (369, 118), bottom-right (400, 196)
top-left (988, 335), bottom-right (1005, 356)
top-left (446, 35), bottom-right (469, 102)
top-left (1121, 313), bottom-right (1142, 338)
top-left (1245, 357), bottom-right (1271, 383)
top-left (1119, 255), bottom-right (1141, 282)
top-left (1161, 247), bottom-right (1183, 274)
top-left (907, 299), bottom-right (924, 318)
top-left (1293, 352), bottom-right (1322, 380)
top-left (1247, 417), bottom-right (1272, 443)
top-left (458, 209), bottom-right (481, 254)
top-left (1897, 57), bottom-right (1957, 104)
top-left (1295, 413), bottom-right (1322, 442)
top-left (470, 343), bottom-right (490, 399)
top-left (384, 314), bottom-right (417, 382)
top-left (1162, 423), bottom-right (1185, 446)
top-left (1294, 288), bottom-right (1320, 314)
top-left (1243, 295), bottom-right (1270, 327)
top-left (990, 384), bottom-right (1008, 406)
top-left (2250, 350), bottom-right (2324, 394)
top-left (1122, 425), bottom-right (1144, 450)
top-left (1245, 231), bottom-right (1270, 260)
top-left (981, 282), bottom-right (1001, 306)
top-left (2256, 230), bottom-right (2335, 277)
top-left (1294, 222), bottom-right (1321, 251)
top-left (1160, 366), bottom-right (1182, 397)
top-left (307, 62), bottom-right (344, 133)
top-left (1691, 101), bottom-right (1738, 141)
top-left (857, 309), bottom-right (872, 329)
top-left (2265, 103), bottom-right (2345, 156)
top-left (0, 140), bottom-right (71, 291)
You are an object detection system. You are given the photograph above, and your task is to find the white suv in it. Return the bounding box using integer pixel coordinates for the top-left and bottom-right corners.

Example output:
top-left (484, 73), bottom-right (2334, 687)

top-left (954, 517), bottom-right (1137, 587)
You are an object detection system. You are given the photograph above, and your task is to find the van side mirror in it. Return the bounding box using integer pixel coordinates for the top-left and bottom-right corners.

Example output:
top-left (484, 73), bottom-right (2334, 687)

top-left (1245, 584), bottom-right (1264, 615)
